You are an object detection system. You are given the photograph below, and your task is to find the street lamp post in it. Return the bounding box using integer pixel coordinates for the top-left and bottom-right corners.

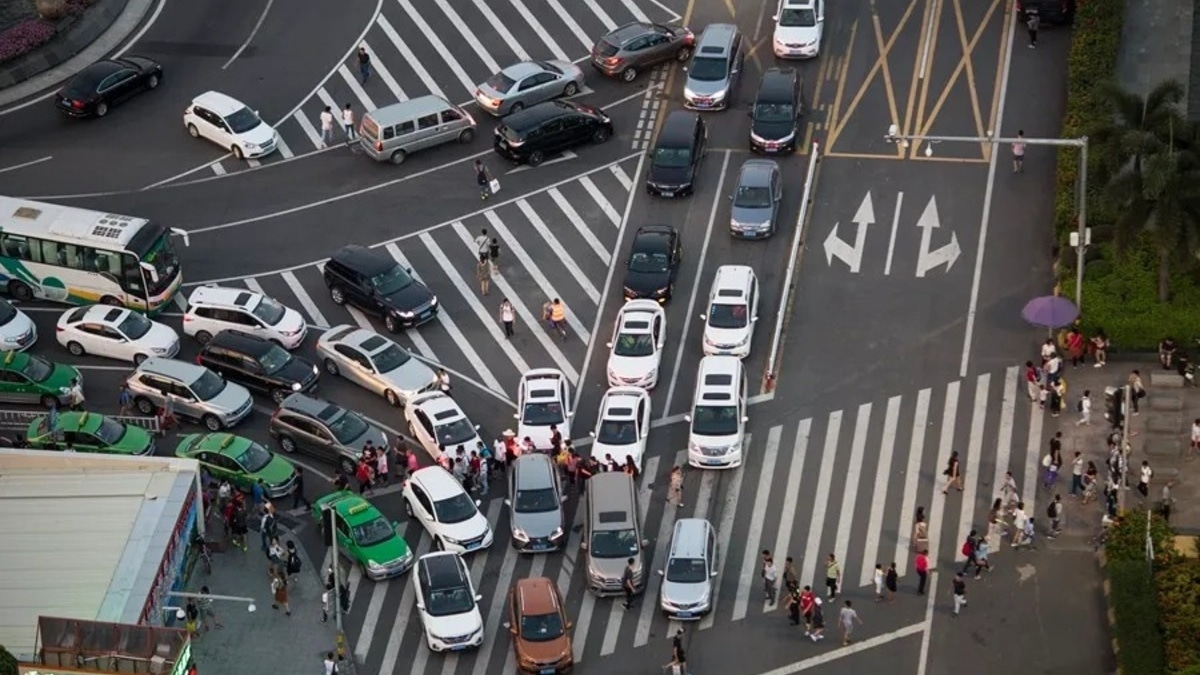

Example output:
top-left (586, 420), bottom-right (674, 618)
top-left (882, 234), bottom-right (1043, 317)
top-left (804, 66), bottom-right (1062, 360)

top-left (884, 127), bottom-right (1091, 308)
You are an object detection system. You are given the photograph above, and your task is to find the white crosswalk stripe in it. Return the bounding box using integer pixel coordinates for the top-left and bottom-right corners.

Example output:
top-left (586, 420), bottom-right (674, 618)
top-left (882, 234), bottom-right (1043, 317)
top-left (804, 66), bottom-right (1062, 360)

top-left (502, 0), bottom-right (569, 61)
top-left (338, 65), bottom-right (377, 112)
top-left (469, 0), bottom-right (530, 63)
top-left (396, 0), bottom-right (477, 95)
top-left (280, 271), bottom-right (327, 327)
top-left (376, 15), bottom-right (446, 100)
top-left (361, 41), bottom-right (407, 103)
top-left (431, 0), bottom-right (503, 75)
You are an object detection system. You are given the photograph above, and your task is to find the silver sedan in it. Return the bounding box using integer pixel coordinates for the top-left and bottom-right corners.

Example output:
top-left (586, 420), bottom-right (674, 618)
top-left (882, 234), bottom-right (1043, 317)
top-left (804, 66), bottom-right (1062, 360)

top-left (475, 60), bottom-right (586, 117)
top-left (729, 159), bottom-right (782, 239)
top-left (315, 325), bottom-right (438, 406)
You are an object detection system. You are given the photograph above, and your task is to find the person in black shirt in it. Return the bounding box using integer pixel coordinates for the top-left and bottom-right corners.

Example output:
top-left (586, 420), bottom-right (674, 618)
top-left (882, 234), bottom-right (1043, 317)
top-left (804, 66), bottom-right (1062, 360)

top-left (622, 558), bottom-right (637, 610)
top-left (670, 628), bottom-right (687, 674)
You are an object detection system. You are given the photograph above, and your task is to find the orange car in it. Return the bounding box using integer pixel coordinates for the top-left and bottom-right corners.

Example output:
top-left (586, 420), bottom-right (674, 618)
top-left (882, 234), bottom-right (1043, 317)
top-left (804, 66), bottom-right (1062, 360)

top-left (506, 577), bottom-right (574, 673)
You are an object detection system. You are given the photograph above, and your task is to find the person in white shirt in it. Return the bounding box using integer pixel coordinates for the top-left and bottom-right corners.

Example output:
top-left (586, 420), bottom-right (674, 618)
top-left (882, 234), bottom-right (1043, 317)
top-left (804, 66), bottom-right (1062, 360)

top-left (1138, 461), bottom-right (1153, 499)
top-left (1040, 339), bottom-right (1057, 362)
top-left (322, 651), bottom-right (338, 675)
top-left (1070, 452), bottom-right (1085, 496)
top-left (342, 103), bottom-right (355, 141)
top-left (498, 299), bottom-right (516, 338)
top-left (1010, 503), bottom-right (1028, 547)
top-left (1076, 389), bottom-right (1092, 426)
top-left (319, 106), bottom-right (335, 146)
top-left (1191, 418), bottom-right (1200, 457)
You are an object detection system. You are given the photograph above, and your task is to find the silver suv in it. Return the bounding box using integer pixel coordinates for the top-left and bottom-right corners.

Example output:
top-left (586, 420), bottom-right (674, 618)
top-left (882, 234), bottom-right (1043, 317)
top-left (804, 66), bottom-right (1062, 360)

top-left (268, 393), bottom-right (388, 475)
top-left (505, 454), bottom-right (567, 552)
top-left (658, 518), bottom-right (718, 619)
top-left (126, 357), bottom-right (253, 431)
top-left (683, 23), bottom-right (743, 111)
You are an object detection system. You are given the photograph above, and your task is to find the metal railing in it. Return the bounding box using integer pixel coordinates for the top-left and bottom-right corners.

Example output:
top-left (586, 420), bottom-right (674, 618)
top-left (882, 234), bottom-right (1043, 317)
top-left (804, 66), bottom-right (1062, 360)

top-left (0, 409), bottom-right (163, 435)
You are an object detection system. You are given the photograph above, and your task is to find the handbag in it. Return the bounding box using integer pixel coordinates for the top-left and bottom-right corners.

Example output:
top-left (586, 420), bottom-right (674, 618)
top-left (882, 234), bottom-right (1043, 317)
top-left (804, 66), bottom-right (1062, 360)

top-left (1042, 454), bottom-right (1052, 467)
top-left (488, 178), bottom-right (501, 194)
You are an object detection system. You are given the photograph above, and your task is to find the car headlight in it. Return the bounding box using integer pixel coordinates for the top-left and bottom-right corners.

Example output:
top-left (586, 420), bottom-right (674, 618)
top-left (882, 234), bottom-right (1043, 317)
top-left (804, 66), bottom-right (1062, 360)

top-left (728, 442), bottom-right (742, 455)
top-left (735, 333), bottom-right (751, 346)
top-left (710, 90), bottom-right (727, 102)
top-left (703, 335), bottom-right (717, 347)
top-left (291, 382), bottom-right (303, 391)
top-left (688, 440), bottom-right (701, 453)
top-left (367, 560), bottom-right (384, 571)
top-left (684, 87), bottom-right (697, 100)
top-left (653, 286), bottom-right (669, 297)
top-left (397, 310), bottom-right (415, 318)
top-left (623, 286), bottom-right (638, 296)
top-left (550, 527), bottom-right (564, 540)
top-left (512, 528), bottom-right (530, 542)
top-left (244, 142), bottom-right (260, 150)
top-left (151, 346), bottom-right (169, 354)
top-left (442, 535), bottom-right (462, 545)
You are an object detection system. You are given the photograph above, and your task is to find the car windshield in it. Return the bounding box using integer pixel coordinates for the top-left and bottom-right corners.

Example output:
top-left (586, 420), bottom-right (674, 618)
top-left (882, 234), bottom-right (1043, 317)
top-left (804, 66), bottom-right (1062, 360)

top-left (615, 333), bottom-right (654, 357)
top-left (486, 71), bottom-right (518, 93)
top-left (191, 369), bottom-right (228, 401)
top-left (628, 251), bottom-right (670, 273)
top-left (427, 583), bottom-right (475, 617)
top-left (251, 296), bottom-right (286, 325)
top-left (433, 493), bottom-right (478, 524)
top-left (666, 557), bottom-right (709, 583)
top-left (691, 405), bottom-right (739, 436)
top-left (514, 487), bottom-right (559, 513)
top-left (117, 311), bottom-right (152, 340)
top-left (597, 420), bottom-right (637, 445)
top-left (708, 303), bottom-right (748, 328)
top-left (20, 356), bottom-right (53, 383)
top-left (522, 401), bottom-right (564, 426)
top-left (734, 185), bottom-right (773, 208)
top-left (688, 56), bottom-right (727, 81)
top-left (225, 106), bottom-right (263, 134)
top-left (93, 417), bottom-right (128, 445)
top-left (0, 300), bottom-right (16, 325)
top-left (259, 344), bottom-right (293, 375)
top-left (370, 266), bottom-right (414, 295)
top-left (590, 529), bottom-right (639, 558)
top-left (755, 102), bottom-right (795, 123)
top-left (435, 418), bottom-right (477, 446)
top-left (352, 515), bottom-right (395, 547)
top-left (234, 442), bottom-right (273, 473)
top-left (327, 410), bottom-right (370, 444)
top-left (520, 612), bottom-right (565, 642)
top-left (653, 147), bottom-right (692, 169)
top-left (779, 7), bottom-right (817, 26)
top-left (371, 343), bottom-right (411, 372)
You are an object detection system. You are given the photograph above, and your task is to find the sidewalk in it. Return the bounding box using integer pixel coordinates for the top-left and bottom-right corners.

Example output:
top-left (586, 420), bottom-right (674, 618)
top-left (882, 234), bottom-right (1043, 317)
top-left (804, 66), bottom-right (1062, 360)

top-left (182, 519), bottom-right (343, 674)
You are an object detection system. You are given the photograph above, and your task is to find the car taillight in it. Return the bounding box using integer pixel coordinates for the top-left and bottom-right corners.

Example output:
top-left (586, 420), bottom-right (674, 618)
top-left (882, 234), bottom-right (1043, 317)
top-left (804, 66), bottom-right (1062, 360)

top-left (182, 314), bottom-right (193, 322)
top-left (684, 32), bottom-right (695, 45)
top-left (604, 57), bottom-right (621, 66)
top-left (71, 100), bottom-right (84, 110)
top-left (55, 326), bottom-right (65, 332)
top-left (194, 354), bottom-right (202, 364)
top-left (375, 141), bottom-right (383, 151)
top-left (490, 98), bottom-right (502, 108)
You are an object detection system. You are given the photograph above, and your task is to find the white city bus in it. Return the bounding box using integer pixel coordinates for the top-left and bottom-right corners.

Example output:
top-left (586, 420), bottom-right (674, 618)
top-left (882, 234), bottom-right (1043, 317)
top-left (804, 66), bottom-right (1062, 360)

top-left (0, 196), bottom-right (188, 315)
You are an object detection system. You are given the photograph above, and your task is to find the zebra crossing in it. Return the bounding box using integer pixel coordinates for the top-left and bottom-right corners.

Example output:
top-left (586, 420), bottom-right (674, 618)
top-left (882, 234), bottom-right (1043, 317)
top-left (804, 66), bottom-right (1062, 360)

top-left (322, 363), bottom-right (1048, 674)
top-left (212, 0), bottom-right (681, 174)
top-left (181, 154), bottom-right (640, 399)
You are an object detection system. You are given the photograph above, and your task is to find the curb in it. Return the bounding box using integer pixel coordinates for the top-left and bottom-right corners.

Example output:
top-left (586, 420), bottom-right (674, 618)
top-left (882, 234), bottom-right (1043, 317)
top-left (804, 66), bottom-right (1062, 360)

top-left (0, 0), bottom-right (129, 89)
top-left (1095, 548), bottom-right (1123, 675)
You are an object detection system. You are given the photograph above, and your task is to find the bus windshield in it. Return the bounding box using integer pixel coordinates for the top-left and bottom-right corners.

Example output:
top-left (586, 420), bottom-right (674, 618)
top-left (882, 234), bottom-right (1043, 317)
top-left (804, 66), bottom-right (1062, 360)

top-left (131, 226), bottom-right (182, 295)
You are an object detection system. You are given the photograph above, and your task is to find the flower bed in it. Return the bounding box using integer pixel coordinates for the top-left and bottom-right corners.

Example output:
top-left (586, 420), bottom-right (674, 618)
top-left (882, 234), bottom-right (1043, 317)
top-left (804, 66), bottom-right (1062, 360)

top-left (0, 0), bottom-right (96, 64)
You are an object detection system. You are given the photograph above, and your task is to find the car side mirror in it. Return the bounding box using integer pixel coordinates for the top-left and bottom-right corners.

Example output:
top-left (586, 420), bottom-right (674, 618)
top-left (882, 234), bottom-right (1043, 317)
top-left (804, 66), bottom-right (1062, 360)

top-left (771, 13), bottom-right (778, 19)
top-left (504, 499), bottom-right (512, 507)
top-left (657, 569), bottom-right (665, 577)
top-left (742, 416), bottom-right (749, 423)
top-left (752, 316), bottom-right (759, 322)
top-left (513, 413), bottom-right (519, 419)
top-left (642, 538), bottom-right (650, 547)
top-left (474, 499), bottom-right (482, 507)
top-left (682, 66), bottom-right (688, 72)
top-left (588, 431), bottom-right (597, 438)
top-left (712, 571), bottom-right (719, 577)
top-left (606, 342), bottom-right (613, 348)
top-left (566, 621), bottom-right (574, 630)
top-left (580, 542), bottom-right (588, 551)
top-left (683, 415), bottom-right (691, 422)
top-left (474, 424), bottom-right (481, 430)
top-left (393, 520), bottom-right (401, 530)
top-left (475, 594), bottom-right (483, 602)
top-left (416, 602), bottom-right (425, 610)
top-left (561, 494), bottom-right (569, 503)
top-left (698, 314), bottom-right (706, 321)
top-left (567, 411), bottom-right (574, 417)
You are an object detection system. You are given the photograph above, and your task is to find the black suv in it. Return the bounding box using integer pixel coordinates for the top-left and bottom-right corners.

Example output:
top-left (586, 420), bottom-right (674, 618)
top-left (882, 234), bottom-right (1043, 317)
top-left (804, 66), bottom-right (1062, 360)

top-left (622, 225), bottom-right (682, 302)
top-left (196, 330), bottom-right (319, 404)
top-left (749, 67), bottom-right (803, 154)
top-left (494, 100), bottom-right (613, 167)
top-left (323, 245), bottom-right (438, 332)
top-left (645, 110), bottom-right (706, 197)
top-left (268, 393), bottom-right (388, 475)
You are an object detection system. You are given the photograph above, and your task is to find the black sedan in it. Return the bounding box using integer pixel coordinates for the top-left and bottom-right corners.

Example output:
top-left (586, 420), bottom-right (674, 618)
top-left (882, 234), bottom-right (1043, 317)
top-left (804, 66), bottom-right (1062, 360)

top-left (55, 56), bottom-right (163, 118)
top-left (622, 225), bottom-right (682, 303)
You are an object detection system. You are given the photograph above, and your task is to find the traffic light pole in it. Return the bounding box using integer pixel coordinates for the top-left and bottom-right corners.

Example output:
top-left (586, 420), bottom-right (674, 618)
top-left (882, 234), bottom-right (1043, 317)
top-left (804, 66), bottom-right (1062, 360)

top-left (1119, 385), bottom-right (1132, 515)
top-left (322, 504), bottom-right (349, 668)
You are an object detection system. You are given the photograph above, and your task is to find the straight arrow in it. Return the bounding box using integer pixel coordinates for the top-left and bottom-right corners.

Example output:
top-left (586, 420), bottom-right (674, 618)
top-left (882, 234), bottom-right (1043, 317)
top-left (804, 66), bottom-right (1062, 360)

top-left (823, 192), bottom-right (874, 273)
top-left (914, 196), bottom-right (962, 277)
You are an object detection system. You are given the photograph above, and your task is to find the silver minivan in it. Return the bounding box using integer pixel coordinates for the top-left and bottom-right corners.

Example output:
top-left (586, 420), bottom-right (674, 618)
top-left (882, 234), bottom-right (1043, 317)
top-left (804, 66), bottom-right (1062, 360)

top-left (683, 23), bottom-right (743, 111)
top-left (658, 518), bottom-right (718, 619)
top-left (582, 472), bottom-right (648, 596)
top-left (125, 358), bottom-right (254, 431)
top-left (359, 95), bottom-right (477, 165)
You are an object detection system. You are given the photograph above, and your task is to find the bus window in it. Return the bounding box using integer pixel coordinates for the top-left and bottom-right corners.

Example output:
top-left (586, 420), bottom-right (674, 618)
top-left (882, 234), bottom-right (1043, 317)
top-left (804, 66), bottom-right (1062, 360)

top-left (93, 250), bottom-right (122, 276)
top-left (120, 254), bottom-right (145, 294)
top-left (1, 234), bottom-right (31, 260)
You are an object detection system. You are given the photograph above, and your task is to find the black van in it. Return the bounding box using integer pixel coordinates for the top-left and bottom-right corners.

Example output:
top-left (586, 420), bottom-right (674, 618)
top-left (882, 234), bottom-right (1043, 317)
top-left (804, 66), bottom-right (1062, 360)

top-left (645, 110), bottom-right (707, 198)
top-left (493, 100), bottom-right (613, 166)
top-left (749, 67), bottom-right (804, 154)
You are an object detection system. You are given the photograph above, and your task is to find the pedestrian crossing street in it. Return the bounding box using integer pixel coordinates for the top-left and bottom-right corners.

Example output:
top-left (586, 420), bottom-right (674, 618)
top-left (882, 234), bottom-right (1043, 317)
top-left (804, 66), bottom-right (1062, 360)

top-left (182, 154), bottom-right (640, 399)
top-left (325, 363), bottom-right (1049, 675)
top-left (221, 0), bottom-right (681, 174)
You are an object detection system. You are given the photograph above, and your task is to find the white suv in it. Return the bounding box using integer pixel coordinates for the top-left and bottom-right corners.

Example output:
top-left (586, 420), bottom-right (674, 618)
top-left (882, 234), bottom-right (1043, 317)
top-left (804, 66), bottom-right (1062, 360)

top-left (773, 0), bottom-right (824, 58)
top-left (184, 285), bottom-right (307, 349)
top-left (701, 265), bottom-right (760, 358)
top-left (183, 91), bottom-right (279, 159)
top-left (413, 551), bottom-right (484, 652)
top-left (684, 356), bottom-right (748, 469)
top-left (403, 466), bottom-right (493, 554)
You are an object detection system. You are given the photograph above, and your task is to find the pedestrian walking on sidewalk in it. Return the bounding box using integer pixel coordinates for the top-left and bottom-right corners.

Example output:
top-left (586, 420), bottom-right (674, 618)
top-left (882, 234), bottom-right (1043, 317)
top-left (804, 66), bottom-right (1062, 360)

top-left (1091, 330), bottom-right (1109, 367)
top-left (1026, 12), bottom-right (1039, 47)
top-left (1001, 471), bottom-right (1019, 512)
top-left (1138, 460), bottom-right (1153, 499)
top-left (761, 551), bottom-right (778, 605)
top-left (488, 238), bottom-right (501, 274)
top-left (1076, 389), bottom-right (1092, 425)
top-left (915, 551), bottom-right (929, 595)
top-left (342, 103), bottom-right (356, 142)
top-left (808, 597), bottom-right (826, 641)
top-left (475, 160), bottom-right (493, 200)
top-left (942, 450), bottom-right (963, 494)
top-left (974, 538), bottom-right (992, 577)
top-left (885, 562), bottom-right (898, 601)
top-left (1191, 418), bottom-right (1200, 459)
top-left (184, 599), bottom-right (199, 636)
top-left (1024, 361), bottom-right (1040, 401)
top-left (799, 586), bottom-right (816, 633)
top-left (357, 46), bottom-right (371, 83)
top-left (1013, 130), bottom-right (1027, 172)
top-left (838, 600), bottom-right (862, 646)
top-left (323, 651), bottom-right (338, 675)
top-left (784, 556), bottom-right (799, 594)
top-left (960, 530), bottom-right (981, 576)
top-left (824, 553), bottom-right (841, 599)
top-left (271, 570), bottom-right (291, 616)
top-left (198, 586), bottom-right (223, 631)
top-left (873, 564), bottom-right (885, 601)
top-left (1010, 502), bottom-right (1029, 546)
top-left (477, 259), bottom-right (491, 295)
top-left (1129, 370), bottom-right (1146, 414)
top-left (1070, 452), bottom-right (1085, 496)
top-left (1047, 494), bottom-right (1064, 536)
top-left (375, 449), bottom-right (389, 486)
top-left (473, 228), bottom-right (490, 262)
top-left (498, 299), bottom-right (516, 338)
top-left (1044, 433), bottom-right (1063, 489)
top-left (319, 106), bottom-right (335, 147)
top-left (951, 573), bottom-right (967, 616)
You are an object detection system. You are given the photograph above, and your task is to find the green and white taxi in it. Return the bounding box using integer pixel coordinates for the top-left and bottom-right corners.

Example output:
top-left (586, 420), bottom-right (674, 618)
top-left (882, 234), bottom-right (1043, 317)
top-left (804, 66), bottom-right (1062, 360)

top-left (26, 411), bottom-right (154, 456)
top-left (175, 432), bottom-right (298, 498)
top-left (314, 490), bottom-right (414, 580)
top-left (0, 350), bottom-right (80, 408)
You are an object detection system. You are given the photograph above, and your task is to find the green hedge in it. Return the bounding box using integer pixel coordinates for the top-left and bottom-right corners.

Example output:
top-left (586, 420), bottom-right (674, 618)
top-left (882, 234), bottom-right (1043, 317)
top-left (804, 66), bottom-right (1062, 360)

top-left (1104, 510), bottom-right (1179, 564)
top-left (1156, 559), bottom-right (1200, 673)
top-left (1108, 559), bottom-right (1168, 675)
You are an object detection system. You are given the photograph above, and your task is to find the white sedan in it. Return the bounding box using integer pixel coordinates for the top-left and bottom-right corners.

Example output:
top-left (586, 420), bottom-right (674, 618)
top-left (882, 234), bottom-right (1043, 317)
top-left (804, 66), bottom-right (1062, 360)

top-left (606, 300), bottom-right (665, 389)
top-left (405, 391), bottom-right (483, 461)
top-left (0, 297), bottom-right (36, 351)
top-left (589, 386), bottom-right (651, 471)
top-left (516, 368), bottom-right (572, 451)
top-left (317, 325), bottom-right (439, 406)
top-left (56, 305), bottom-right (179, 364)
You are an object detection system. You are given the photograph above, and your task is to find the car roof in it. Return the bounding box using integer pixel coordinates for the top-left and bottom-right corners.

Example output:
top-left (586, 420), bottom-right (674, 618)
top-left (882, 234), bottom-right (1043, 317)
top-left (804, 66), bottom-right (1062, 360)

top-left (195, 432), bottom-right (253, 455)
top-left (515, 577), bottom-right (560, 614)
top-left (136, 357), bottom-right (205, 381)
top-left (696, 356), bottom-right (742, 396)
top-left (192, 91), bottom-right (248, 116)
top-left (521, 369), bottom-right (565, 399)
top-left (74, 60), bottom-right (125, 84)
top-left (419, 551), bottom-right (467, 589)
top-left (669, 518), bottom-right (712, 558)
top-left (503, 101), bottom-right (583, 131)
top-left (411, 465), bottom-right (468, 499)
top-left (71, 305), bottom-right (130, 324)
top-left (324, 492), bottom-right (378, 519)
top-left (632, 226), bottom-right (675, 255)
top-left (280, 392), bottom-right (341, 418)
top-left (738, 160), bottom-right (778, 186)
top-left (617, 310), bottom-right (655, 333)
top-left (601, 388), bottom-right (644, 418)
top-left (606, 21), bottom-right (656, 45)
top-left (188, 285), bottom-right (261, 310)
top-left (783, 0), bottom-right (816, 7)
top-left (658, 111), bottom-right (701, 147)
top-left (330, 245), bottom-right (395, 276)
top-left (711, 265), bottom-right (756, 299)
top-left (411, 391), bottom-right (462, 417)
top-left (207, 329), bottom-right (272, 355)
top-left (502, 61), bottom-right (548, 79)
top-left (514, 454), bottom-right (556, 490)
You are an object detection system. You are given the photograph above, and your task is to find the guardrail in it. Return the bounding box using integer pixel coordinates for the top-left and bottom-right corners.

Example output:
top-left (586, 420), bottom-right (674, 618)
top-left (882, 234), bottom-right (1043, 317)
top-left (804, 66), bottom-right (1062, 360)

top-left (0, 409), bottom-right (163, 435)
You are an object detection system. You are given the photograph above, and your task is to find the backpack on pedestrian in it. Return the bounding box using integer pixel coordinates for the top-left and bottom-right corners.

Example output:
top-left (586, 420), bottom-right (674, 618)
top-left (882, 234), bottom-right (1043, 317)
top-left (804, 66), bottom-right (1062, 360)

top-left (286, 551), bottom-right (302, 575)
top-left (1046, 502), bottom-right (1056, 519)
top-left (961, 538), bottom-right (973, 557)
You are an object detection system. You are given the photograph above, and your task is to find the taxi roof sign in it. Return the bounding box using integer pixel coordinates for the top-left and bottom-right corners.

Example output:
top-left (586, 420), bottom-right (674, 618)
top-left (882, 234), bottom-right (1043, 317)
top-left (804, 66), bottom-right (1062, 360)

top-left (347, 502), bottom-right (371, 516)
top-left (218, 434), bottom-right (237, 450)
top-left (3, 351), bottom-right (13, 366)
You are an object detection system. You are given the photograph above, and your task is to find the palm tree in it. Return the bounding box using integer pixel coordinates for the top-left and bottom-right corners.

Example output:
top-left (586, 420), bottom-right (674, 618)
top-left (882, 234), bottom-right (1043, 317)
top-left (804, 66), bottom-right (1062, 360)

top-left (1092, 79), bottom-right (1186, 189)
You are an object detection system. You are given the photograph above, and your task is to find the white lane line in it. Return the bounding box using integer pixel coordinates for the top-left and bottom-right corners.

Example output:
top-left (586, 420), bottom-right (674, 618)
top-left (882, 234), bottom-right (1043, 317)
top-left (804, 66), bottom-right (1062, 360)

top-left (378, 536), bottom-right (432, 675)
top-left (955, 374), bottom-right (989, 561)
top-left (376, 15), bottom-right (446, 100)
top-left (0, 156), bottom-right (52, 174)
top-left (246, 159), bottom-right (261, 168)
top-left (210, 163), bottom-right (227, 176)
top-left (547, 188), bottom-right (612, 265)
top-left (833, 404), bottom-right (871, 581)
top-left (859, 396), bottom-right (899, 586)
top-left (173, 294), bottom-right (189, 313)
top-left (470, 0), bottom-right (530, 62)
top-left (568, 482), bottom-right (596, 661)
top-left (543, 0), bottom-right (594, 49)
top-left (513, 201), bottom-right (601, 305)
top-left (884, 191), bottom-right (904, 276)
top-left (241, 277), bottom-right (265, 295)
top-left (275, 136), bottom-right (294, 159)
top-left (799, 412), bottom-right (840, 591)
top-left (292, 110), bottom-right (323, 149)
top-left (618, 0), bottom-right (651, 22)
top-left (432, 0), bottom-right (502, 74)
top-left (991, 366), bottom-right (1019, 517)
top-left (765, 418), bottom-right (810, 611)
top-left (338, 64), bottom-right (377, 112)
top-left (381, 244), bottom-right (440, 363)
top-left (346, 564), bottom-right (364, 608)
top-left (634, 451), bottom-right (686, 647)
top-left (1022, 384), bottom-right (1043, 517)
top-left (926, 381), bottom-right (960, 565)
top-left (362, 40), bottom-right (408, 103)
top-left (353, 576), bottom-right (386, 661)
top-left (445, 501), bottom-right (503, 675)
top-left (280, 270), bottom-right (328, 327)
top-left (733, 425), bottom-right (781, 621)
top-left (502, 0), bottom-right (568, 61)
top-left (579, 176), bottom-right (622, 227)
top-left (425, 229), bottom-right (532, 379)
top-left (894, 388), bottom-right (930, 577)
top-left (582, 0), bottom-right (618, 29)
top-left (397, 0), bottom-right (480, 95)
top-left (699, 433), bottom-right (749, 631)
top-left (692, 468), bottom-right (717, 523)
top-left (609, 164), bottom-right (633, 191)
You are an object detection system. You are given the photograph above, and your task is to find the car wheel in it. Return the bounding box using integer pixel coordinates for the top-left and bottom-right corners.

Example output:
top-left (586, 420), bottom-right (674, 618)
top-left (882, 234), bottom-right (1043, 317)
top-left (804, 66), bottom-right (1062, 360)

top-left (323, 358), bottom-right (340, 376)
top-left (385, 389), bottom-right (401, 407)
top-left (528, 151), bottom-right (545, 167)
top-left (621, 67), bottom-right (638, 82)
top-left (279, 436), bottom-right (297, 453)
top-left (676, 46), bottom-right (693, 61)
top-left (458, 128), bottom-right (474, 143)
top-left (96, 102), bottom-right (109, 117)
top-left (329, 286), bottom-right (347, 305)
top-left (340, 457), bottom-right (356, 476)
top-left (135, 397), bottom-right (156, 415)
top-left (271, 388), bottom-right (288, 404)
top-left (203, 414), bottom-right (223, 432)
top-left (133, 353), bottom-right (148, 365)
top-left (187, 123), bottom-right (200, 138)
top-left (40, 395), bottom-right (60, 409)
top-left (510, 101), bottom-right (525, 114)
top-left (384, 315), bottom-right (400, 333)
top-left (7, 281), bottom-right (32, 302)
top-left (593, 127), bottom-right (611, 143)
top-left (563, 82), bottom-right (579, 97)
top-left (66, 341), bottom-right (85, 357)
top-left (231, 145), bottom-right (244, 160)
top-left (194, 330), bottom-right (213, 345)
top-left (148, 74), bottom-right (160, 89)
top-left (390, 150), bottom-right (407, 165)
top-left (404, 499), bottom-right (414, 518)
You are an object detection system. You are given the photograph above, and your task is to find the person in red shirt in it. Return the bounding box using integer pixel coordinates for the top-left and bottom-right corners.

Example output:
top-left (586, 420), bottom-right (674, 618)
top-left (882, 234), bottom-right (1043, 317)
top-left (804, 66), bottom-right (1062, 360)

top-left (915, 551), bottom-right (930, 595)
top-left (355, 460), bottom-right (373, 495)
top-left (799, 585), bottom-right (816, 636)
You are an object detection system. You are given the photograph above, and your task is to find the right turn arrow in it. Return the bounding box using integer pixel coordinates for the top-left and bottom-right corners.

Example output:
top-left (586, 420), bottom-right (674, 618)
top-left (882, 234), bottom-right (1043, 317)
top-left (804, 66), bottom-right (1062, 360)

top-left (914, 196), bottom-right (961, 277)
top-left (823, 192), bottom-right (875, 273)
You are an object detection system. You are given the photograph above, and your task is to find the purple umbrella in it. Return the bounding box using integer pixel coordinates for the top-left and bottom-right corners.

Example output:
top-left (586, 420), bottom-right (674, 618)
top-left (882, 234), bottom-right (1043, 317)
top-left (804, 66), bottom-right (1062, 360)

top-left (1021, 295), bottom-right (1079, 329)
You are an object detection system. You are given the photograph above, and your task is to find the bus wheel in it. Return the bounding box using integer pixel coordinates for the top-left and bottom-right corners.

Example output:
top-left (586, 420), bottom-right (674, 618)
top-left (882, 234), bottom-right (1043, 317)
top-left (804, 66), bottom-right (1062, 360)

top-left (7, 281), bottom-right (32, 302)
top-left (101, 296), bottom-right (122, 306)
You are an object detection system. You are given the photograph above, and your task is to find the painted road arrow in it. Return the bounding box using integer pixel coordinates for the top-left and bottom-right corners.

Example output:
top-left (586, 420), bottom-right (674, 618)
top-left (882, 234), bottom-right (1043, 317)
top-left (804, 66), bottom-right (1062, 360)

top-left (823, 192), bottom-right (874, 273)
top-left (914, 196), bottom-right (961, 277)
